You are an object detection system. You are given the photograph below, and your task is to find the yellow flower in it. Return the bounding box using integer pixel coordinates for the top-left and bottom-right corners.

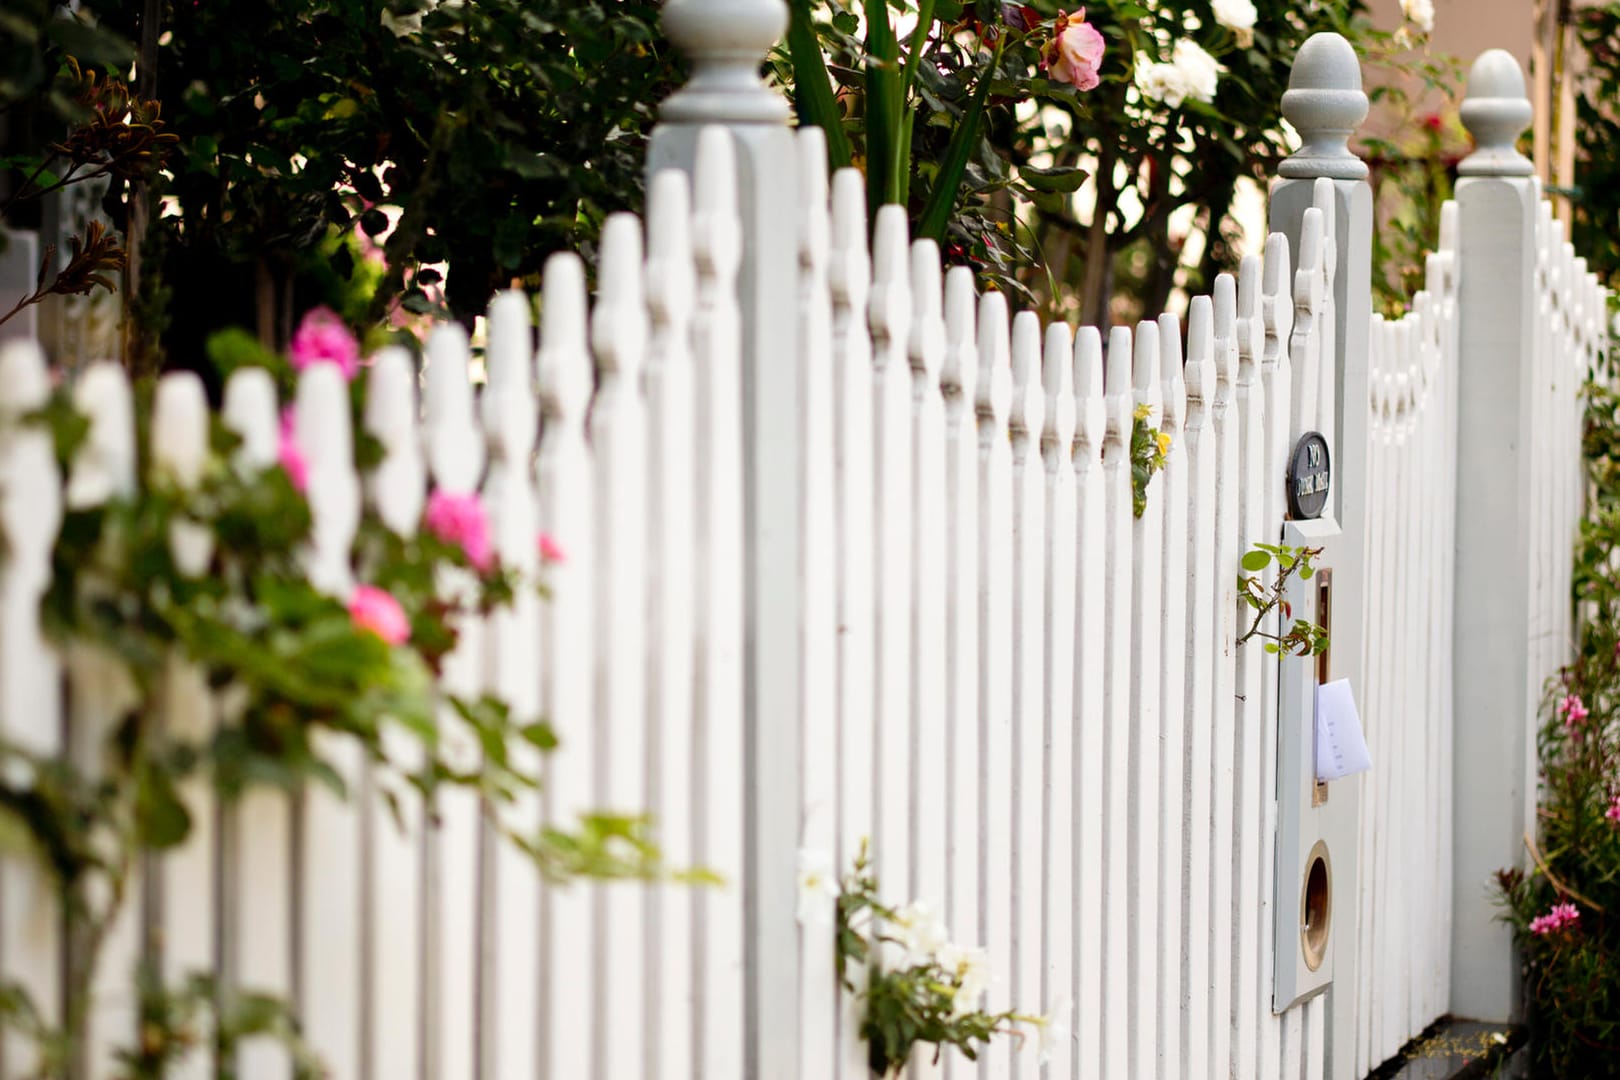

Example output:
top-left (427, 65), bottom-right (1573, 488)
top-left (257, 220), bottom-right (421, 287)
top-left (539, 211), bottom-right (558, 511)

top-left (1156, 431), bottom-right (1172, 457)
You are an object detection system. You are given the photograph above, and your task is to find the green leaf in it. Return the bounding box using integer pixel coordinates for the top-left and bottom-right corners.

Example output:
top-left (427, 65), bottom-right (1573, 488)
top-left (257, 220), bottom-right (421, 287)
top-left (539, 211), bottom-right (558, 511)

top-left (1241, 550), bottom-right (1272, 572)
top-left (916, 38), bottom-right (1002, 242)
top-left (863, 0), bottom-right (903, 215)
top-left (1019, 164), bottom-right (1089, 194)
top-left (787, 0), bottom-right (854, 171)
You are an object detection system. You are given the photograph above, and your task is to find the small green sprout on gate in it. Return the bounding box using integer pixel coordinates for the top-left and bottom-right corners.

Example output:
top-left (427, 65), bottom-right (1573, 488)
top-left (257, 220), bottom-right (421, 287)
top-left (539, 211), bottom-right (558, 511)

top-left (1237, 543), bottom-right (1331, 657)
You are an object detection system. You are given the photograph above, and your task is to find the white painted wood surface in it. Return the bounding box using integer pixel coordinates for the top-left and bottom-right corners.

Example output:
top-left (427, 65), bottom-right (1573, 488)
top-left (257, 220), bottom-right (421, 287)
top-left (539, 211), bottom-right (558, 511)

top-left (0, 63), bottom-right (1606, 1080)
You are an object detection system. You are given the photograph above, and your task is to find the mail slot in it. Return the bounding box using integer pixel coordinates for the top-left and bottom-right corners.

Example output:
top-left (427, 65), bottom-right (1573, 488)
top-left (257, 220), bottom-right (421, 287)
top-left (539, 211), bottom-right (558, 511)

top-left (1273, 516), bottom-right (1357, 1013)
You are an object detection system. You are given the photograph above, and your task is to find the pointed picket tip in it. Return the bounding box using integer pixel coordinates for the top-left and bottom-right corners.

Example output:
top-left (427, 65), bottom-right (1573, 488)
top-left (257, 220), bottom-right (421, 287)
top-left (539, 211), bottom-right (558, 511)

top-left (1157, 313), bottom-right (1186, 432)
top-left (693, 126), bottom-right (742, 280)
top-left (0, 338), bottom-right (50, 419)
top-left (540, 251), bottom-right (594, 424)
top-left (869, 205), bottom-right (912, 354)
top-left (593, 212), bottom-right (649, 380)
top-left (830, 168), bottom-right (868, 260)
top-left (1073, 325), bottom-right (1106, 453)
top-left (65, 360), bottom-right (138, 509)
top-left (364, 346), bottom-right (425, 537)
top-left (1263, 232), bottom-right (1294, 307)
top-left (1212, 273), bottom-right (1238, 388)
top-left (1042, 320), bottom-right (1077, 449)
top-left (694, 126), bottom-right (738, 218)
top-left (941, 266), bottom-right (978, 399)
top-left (1312, 177), bottom-right (1337, 238)
top-left (1294, 209), bottom-right (1325, 309)
top-left (365, 346), bottom-right (419, 443)
top-left (1184, 297), bottom-right (1215, 424)
top-left (1105, 324), bottom-right (1134, 398)
top-left (1438, 200), bottom-right (1458, 255)
top-left (648, 169), bottom-right (694, 263)
top-left (909, 239), bottom-right (945, 378)
top-left (297, 363), bottom-right (355, 473)
top-left (797, 128), bottom-right (831, 267)
top-left (423, 321), bottom-right (484, 492)
top-left (975, 289), bottom-right (1012, 424)
top-left (1009, 310), bottom-right (1045, 440)
top-left (1236, 254), bottom-right (1264, 372)
top-left (486, 289), bottom-right (534, 397)
top-left (151, 371), bottom-right (210, 489)
top-left (221, 366), bottom-right (279, 473)
top-left (1132, 318), bottom-right (1162, 404)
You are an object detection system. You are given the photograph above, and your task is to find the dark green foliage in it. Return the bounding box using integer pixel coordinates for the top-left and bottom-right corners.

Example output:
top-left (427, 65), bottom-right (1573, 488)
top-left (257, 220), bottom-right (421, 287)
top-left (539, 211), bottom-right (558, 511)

top-left (1573, 5), bottom-right (1620, 294)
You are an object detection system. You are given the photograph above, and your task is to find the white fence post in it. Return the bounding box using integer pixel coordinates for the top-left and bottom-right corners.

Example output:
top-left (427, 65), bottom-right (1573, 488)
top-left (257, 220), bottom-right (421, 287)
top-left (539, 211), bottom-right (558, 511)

top-left (1449, 49), bottom-right (1540, 1026)
top-left (1266, 33), bottom-right (1373, 1078)
top-left (647, 6), bottom-right (803, 1074)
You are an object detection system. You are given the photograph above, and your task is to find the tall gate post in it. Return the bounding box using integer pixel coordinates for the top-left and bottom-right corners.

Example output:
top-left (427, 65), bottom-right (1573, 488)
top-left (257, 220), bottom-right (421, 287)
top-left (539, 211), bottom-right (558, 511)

top-left (648, 2), bottom-right (805, 1076)
top-left (1267, 33), bottom-right (1373, 1079)
top-left (1450, 50), bottom-right (1539, 1025)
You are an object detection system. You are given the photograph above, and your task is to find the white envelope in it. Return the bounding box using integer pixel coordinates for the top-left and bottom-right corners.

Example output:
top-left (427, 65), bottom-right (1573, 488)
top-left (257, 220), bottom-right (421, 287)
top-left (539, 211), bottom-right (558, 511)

top-left (1315, 677), bottom-right (1372, 782)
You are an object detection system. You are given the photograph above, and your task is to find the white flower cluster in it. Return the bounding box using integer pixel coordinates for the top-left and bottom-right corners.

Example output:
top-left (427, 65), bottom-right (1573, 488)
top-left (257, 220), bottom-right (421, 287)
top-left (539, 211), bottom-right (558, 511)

top-left (1400, 0), bottom-right (1436, 34)
top-left (1211, 0), bottom-right (1258, 47)
top-left (1136, 40), bottom-right (1223, 109)
top-left (888, 901), bottom-right (992, 1018)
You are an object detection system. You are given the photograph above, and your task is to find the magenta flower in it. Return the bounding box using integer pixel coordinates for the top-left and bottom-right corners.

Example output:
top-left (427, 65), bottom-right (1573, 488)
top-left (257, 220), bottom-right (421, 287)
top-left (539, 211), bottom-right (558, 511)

top-left (425, 489), bottom-right (494, 572)
top-left (348, 585), bottom-right (410, 645)
top-left (1528, 902), bottom-right (1581, 936)
top-left (1607, 794), bottom-right (1620, 823)
top-left (538, 531), bottom-right (567, 565)
top-left (289, 306), bottom-right (361, 380)
top-left (1557, 693), bottom-right (1590, 727)
top-left (277, 406), bottom-right (308, 493)
top-left (1044, 9), bottom-right (1105, 92)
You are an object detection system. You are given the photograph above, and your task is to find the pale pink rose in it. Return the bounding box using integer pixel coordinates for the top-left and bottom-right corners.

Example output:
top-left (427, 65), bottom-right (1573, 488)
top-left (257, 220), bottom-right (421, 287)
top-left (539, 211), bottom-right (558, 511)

top-left (1606, 794), bottom-right (1620, 824)
top-left (277, 406), bottom-right (308, 493)
top-left (289, 306), bottom-right (361, 380)
top-left (424, 489), bottom-right (494, 572)
top-left (1045, 9), bottom-right (1105, 92)
top-left (538, 531), bottom-right (567, 564)
top-left (1557, 693), bottom-right (1590, 727)
top-left (348, 584), bottom-right (410, 645)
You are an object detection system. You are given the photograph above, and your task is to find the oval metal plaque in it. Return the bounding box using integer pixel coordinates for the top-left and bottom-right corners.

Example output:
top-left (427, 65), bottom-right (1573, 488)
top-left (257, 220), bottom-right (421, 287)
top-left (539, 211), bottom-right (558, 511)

top-left (1288, 432), bottom-right (1331, 520)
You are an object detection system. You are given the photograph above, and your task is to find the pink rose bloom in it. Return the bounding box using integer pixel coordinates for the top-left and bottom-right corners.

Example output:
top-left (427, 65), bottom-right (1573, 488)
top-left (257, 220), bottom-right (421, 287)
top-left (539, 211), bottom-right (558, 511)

top-left (1045, 9), bottom-right (1105, 92)
top-left (278, 406), bottom-right (308, 493)
top-left (289, 306), bottom-right (361, 380)
top-left (348, 584), bottom-right (410, 645)
top-left (425, 489), bottom-right (494, 572)
top-left (538, 531), bottom-right (567, 565)
top-left (1607, 794), bottom-right (1620, 823)
top-left (1528, 901), bottom-right (1580, 936)
top-left (1557, 693), bottom-right (1590, 727)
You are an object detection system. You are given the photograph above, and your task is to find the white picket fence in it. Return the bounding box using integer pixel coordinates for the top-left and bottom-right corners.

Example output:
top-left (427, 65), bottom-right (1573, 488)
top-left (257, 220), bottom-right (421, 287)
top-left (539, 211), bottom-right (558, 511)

top-left (0, 25), bottom-right (1611, 1080)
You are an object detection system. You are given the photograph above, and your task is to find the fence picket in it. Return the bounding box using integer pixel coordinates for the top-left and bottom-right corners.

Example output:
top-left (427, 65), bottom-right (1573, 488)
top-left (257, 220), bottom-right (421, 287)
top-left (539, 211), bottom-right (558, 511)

top-left (645, 166), bottom-right (700, 1080)
top-left (1100, 323), bottom-right (1135, 1080)
top-left (1154, 312), bottom-right (1188, 1080)
top-left (940, 265), bottom-right (982, 1080)
top-left (1071, 326), bottom-right (1107, 1080)
top-left (591, 213), bottom-right (651, 1080)
top-left (1039, 318), bottom-right (1078, 1080)
top-left (537, 253), bottom-right (597, 1080)
top-left (975, 292), bottom-right (1015, 1080)
top-left (360, 347), bottom-right (427, 1080)
top-left (152, 372), bottom-right (217, 1080)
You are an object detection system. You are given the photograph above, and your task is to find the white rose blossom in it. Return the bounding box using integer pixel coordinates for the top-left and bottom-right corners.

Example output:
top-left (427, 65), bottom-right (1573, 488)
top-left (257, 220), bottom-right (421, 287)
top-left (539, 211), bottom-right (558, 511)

top-left (1211, 0), bottom-right (1258, 47)
top-left (1135, 39), bottom-right (1222, 109)
top-left (795, 848), bottom-right (839, 928)
top-left (1400, 0), bottom-right (1435, 34)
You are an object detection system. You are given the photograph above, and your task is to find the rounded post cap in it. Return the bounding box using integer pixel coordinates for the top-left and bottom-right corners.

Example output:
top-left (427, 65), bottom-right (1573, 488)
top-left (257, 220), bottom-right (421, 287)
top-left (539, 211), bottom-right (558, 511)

top-left (659, 0), bottom-right (792, 125)
top-left (1279, 33), bottom-right (1370, 181)
top-left (1458, 49), bottom-right (1534, 177)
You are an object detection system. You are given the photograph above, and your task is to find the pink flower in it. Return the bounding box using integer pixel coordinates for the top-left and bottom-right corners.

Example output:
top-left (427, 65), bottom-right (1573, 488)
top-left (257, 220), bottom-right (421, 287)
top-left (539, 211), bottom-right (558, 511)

top-left (1607, 794), bottom-right (1620, 823)
top-left (289, 306), bottom-right (361, 380)
top-left (1044, 9), bottom-right (1105, 92)
top-left (348, 584), bottom-right (410, 645)
top-left (278, 406), bottom-right (308, 493)
top-left (425, 489), bottom-right (494, 571)
top-left (1557, 693), bottom-right (1590, 727)
top-left (1528, 901), bottom-right (1581, 936)
top-left (538, 531), bottom-right (567, 565)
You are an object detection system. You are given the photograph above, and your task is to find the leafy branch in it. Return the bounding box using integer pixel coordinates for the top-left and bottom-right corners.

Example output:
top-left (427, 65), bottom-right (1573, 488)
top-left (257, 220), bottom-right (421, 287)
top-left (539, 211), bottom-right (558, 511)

top-left (1236, 542), bottom-right (1330, 657)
